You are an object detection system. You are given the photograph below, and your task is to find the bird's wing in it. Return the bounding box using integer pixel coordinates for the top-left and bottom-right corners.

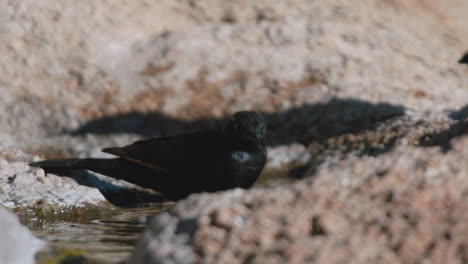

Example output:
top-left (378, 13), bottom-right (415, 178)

top-left (102, 137), bottom-right (175, 173)
top-left (104, 147), bottom-right (169, 173)
top-left (102, 131), bottom-right (221, 172)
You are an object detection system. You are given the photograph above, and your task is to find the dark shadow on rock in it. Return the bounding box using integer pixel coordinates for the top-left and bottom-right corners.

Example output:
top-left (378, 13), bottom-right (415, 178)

top-left (449, 104), bottom-right (468, 120)
top-left (264, 99), bottom-right (405, 146)
top-left (70, 98), bottom-right (406, 147)
top-left (418, 122), bottom-right (468, 152)
top-left (71, 112), bottom-right (223, 139)
top-left (47, 169), bottom-right (166, 207)
top-left (287, 164), bottom-right (312, 180)
top-left (459, 51), bottom-right (468, 65)
top-left (419, 107), bottom-right (468, 152)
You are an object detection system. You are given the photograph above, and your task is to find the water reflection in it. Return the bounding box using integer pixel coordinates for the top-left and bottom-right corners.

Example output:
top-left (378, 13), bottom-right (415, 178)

top-left (19, 202), bottom-right (173, 264)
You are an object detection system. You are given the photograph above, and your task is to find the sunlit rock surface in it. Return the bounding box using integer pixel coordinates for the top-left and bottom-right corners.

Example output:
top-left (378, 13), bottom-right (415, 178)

top-left (0, 147), bottom-right (106, 208)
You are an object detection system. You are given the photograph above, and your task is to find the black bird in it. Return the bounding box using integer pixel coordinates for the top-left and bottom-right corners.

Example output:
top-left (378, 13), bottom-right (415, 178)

top-left (29, 111), bottom-right (267, 201)
top-left (459, 51), bottom-right (468, 64)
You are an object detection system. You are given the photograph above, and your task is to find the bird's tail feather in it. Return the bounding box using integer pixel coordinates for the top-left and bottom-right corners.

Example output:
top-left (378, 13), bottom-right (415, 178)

top-left (29, 159), bottom-right (85, 169)
top-left (29, 158), bottom-right (164, 191)
top-left (29, 158), bottom-right (124, 177)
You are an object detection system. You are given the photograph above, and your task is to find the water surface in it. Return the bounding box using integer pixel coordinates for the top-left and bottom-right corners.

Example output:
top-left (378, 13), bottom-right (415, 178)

top-left (18, 203), bottom-right (173, 263)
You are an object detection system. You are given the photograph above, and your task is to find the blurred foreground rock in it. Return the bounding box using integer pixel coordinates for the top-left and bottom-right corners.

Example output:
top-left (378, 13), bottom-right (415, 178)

top-left (131, 123), bottom-right (468, 264)
top-left (0, 206), bottom-right (44, 264)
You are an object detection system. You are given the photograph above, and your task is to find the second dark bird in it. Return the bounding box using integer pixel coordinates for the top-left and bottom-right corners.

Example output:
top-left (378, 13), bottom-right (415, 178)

top-left (30, 111), bottom-right (267, 201)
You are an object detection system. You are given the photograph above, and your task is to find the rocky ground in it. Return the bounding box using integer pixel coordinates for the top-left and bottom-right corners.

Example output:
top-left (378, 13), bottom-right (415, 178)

top-left (0, 0), bottom-right (468, 263)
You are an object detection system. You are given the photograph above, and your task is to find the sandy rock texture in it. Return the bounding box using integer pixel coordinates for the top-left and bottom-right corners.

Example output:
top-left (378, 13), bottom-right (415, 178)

top-left (0, 206), bottom-right (44, 264)
top-left (132, 131), bottom-right (468, 264)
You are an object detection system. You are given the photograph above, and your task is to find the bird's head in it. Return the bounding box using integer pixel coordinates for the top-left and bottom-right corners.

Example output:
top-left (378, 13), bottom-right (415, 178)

top-left (223, 111), bottom-right (266, 145)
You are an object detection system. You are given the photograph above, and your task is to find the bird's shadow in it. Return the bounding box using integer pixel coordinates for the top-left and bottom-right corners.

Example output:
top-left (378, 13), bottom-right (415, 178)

top-left (70, 98), bottom-right (406, 147)
top-left (418, 105), bottom-right (468, 152)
